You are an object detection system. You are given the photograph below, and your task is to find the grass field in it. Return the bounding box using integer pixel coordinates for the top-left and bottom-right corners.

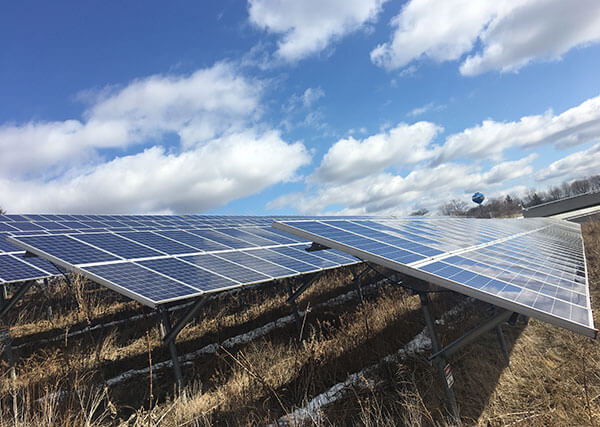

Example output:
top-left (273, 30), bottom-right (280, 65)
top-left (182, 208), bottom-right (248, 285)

top-left (1, 220), bottom-right (598, 426)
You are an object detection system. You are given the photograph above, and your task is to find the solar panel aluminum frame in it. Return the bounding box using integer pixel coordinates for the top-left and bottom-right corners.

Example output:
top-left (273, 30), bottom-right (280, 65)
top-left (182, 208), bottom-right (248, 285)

top-left (273, 220), bottom-right (598, 339)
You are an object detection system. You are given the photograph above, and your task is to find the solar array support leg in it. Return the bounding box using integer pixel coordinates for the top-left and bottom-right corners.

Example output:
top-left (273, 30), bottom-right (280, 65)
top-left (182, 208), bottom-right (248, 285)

top-left (419, 293), bottom-right (460, 423)
top-left (286, 272), bottom-right (323, 337)
top-left (351, 265), bottom-right (368, 304)
top-left (0, 280), bottom-right (34, 319)
top-left (286, 281), bottom-right (303, 336)
top-left (159, 308), bottom-right (184, 396)
top-left (495, 325), bottom-right (510, 366)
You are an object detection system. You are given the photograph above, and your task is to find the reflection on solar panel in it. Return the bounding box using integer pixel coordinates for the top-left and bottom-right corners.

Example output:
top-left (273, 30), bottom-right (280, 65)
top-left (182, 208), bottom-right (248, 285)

top-left (0, 214), bottom-right (361, 285)
top-left (5, 214), bottom-right (362, 305)
top-left (273, 217), bottom-right (597, 338)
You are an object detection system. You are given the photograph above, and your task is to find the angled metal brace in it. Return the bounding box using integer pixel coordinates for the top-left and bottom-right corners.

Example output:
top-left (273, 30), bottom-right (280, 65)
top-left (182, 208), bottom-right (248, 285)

top-left (427, 308), bottom-right (513, 362)
top-left (286, 272), bottom-right (322, 304)
top-left (158, 295), bottom-right (209, 395)
top-left (162, 295), bottom-right (210, 345)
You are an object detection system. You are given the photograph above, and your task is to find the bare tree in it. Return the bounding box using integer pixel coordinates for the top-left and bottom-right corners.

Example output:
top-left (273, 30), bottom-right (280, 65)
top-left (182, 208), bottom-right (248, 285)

top-left (409, 208), bottom-right (429, 216)
top-left (570, 179), bottom-right (591, 195)
top-left (547, 186), bottom-right (563, 201)
top-left (0, 206), bottom-right (5, 215)
top-left (439, 199), bottom-right (468, 216)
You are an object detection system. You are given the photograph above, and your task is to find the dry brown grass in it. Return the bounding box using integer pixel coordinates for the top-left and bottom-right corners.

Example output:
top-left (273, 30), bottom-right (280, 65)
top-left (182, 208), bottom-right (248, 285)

top-left (0, 221), bottom-right (599, 426)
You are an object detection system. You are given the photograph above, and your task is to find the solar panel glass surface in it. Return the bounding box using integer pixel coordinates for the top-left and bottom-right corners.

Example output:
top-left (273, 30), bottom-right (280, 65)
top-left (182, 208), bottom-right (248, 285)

top-left (273, 218), bottom-right (596, 338)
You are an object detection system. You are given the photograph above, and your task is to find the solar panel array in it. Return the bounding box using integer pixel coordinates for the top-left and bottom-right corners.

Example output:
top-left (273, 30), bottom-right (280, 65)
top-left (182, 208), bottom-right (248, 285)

top-left (3, 214), bottom-right (360, 306)
top-left (273, 217), bottom-right (597, 338)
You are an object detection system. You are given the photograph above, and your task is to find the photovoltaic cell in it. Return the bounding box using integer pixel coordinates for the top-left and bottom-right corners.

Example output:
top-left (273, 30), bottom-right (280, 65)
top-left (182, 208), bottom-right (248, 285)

top-left (72, 233), bottom-right (163, 259)
top-left (83, 262), bottom-right (200, 304)
top-left (0, 254), bottom-right (51, 283)
top-left (270, 246), bottom-right (338, 269)
top-left (138, 258), bottom-right (237, 292)
top-left (187, 229), bottom-right (257, 249)
top-left (116, 231), bottom-right (196, 255)
top-left (9, 234), bottom-right (119, 265)
top-left (180, 254), bottom-right (271, 283)
top-left (244, 248), bottom-right (321, 274)
top-left (156, 230), bottom-right (231, 252)
top-left (214, 251), bottom-right (297, 277)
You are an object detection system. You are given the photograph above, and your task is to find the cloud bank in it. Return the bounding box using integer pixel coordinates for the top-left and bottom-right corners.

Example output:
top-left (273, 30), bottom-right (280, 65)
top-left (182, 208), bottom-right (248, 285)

top-left (0, 63), bottom-right (310, 213)
top-left (371, 0), bottom-right (600, 75)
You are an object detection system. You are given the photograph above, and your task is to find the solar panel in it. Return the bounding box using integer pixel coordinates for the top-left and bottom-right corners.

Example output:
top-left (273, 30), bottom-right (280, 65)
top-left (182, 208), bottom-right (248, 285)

top-left (5, 214), bottom-right (366, 304)
top-left (0, 254), bottom-right (52, 283)
top-left (273, 217), bottom-right (597, 338)
top-left (83, 262), bottom-right (202, 305)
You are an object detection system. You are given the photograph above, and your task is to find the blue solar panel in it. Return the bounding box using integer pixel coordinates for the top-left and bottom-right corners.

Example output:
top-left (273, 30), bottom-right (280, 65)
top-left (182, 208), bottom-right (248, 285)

top-left (214, 251), bottom-right (297, 277)
top-left (245, 248), bottom-right (321, 274)
top-left (274, 218), bottom-right (597, 338)
top-left (215, 228), bottom-right (279, 246)
top-left (187, 229), bottom-right (257, 249)
top-left (270, 246), bottom-right (338, 269)
top-left (243, 227), bottom-right (300, 244)
top-left (83, 262), bottom-right (200, 305)
top-left (0, 254), bottom-right (51, 283)
top-left (116, 231), bottom-right (197, 255)
top-left (9, 234), bottom-right (119, 265)
top-left (138, 258), bottom-right (237, 292)
top-left (16, 253), bottom-right (63, 275)
top-left (4, 214), bottom-right (363, 301)
top-left (34, 221), bottom-right (71, 230)
top-left (0, 233), bottom-right (21, 252)
top-left (180, 254), bottom-right (271, 283)
top-left (72, 233), bottom-right (163, 259)
top-left (156, 230), bottom-right (231, 252)
top-left (0, 222), bottom-right (18, 232)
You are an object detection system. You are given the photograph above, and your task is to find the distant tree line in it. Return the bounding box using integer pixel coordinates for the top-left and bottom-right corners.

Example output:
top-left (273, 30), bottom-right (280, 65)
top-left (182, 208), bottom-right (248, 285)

top-left (437, 174), bottom-right (600, 218)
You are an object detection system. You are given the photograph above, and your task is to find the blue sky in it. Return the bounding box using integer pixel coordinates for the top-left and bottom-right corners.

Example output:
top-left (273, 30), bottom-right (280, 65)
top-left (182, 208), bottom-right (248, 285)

top-left (1, 0), bottom-right (600, 215)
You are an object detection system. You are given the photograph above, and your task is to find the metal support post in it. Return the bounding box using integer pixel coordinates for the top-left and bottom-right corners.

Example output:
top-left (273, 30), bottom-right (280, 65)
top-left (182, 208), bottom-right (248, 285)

top-left (419, 293), bottom-right (460, 422)
top-left (159, 308), bottom-right (184, 395)
top-left (1, 284), bottom-right (7, 302)
top-left (495, 325), bottom-right (510, 366)
top-left (0, 281), bottom-right (34, 319)
top-left (351, 266), bottom-right (368, 304)
top-left (287, 281), bottom-right (303, 336)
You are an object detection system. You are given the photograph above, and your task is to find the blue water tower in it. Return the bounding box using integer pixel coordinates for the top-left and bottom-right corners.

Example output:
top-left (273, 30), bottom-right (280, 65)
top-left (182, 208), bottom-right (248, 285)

top-left (472, 192), bottom-right (485, 205)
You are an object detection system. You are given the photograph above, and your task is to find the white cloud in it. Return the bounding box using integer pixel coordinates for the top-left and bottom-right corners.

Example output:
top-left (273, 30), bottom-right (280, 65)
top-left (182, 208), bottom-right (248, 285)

top-left (407, 102), bottom-right (445, 117)
top-left (248, 0), bottom-right (387, 62)
top-left (434, 95), bottom-right (600, 163)
top-left (284, 87), bottom-right (325, 112)
top-left (311, 121), bottom-right (441, 183)
top-left (0, 63), bottom-right (263, 178)
top-left (271, 152), bottom-right (536, 215)
top-left (535, 143), bottom-right (600, 182)
top-left (371, 0), bottom-right (501, 70)
top-left (372, 0), bottom-right (600, 75)
top-left (482, 154), bottom-right (537, 184)
top-left (0, 130), bottom-right (310, 214)
top-left (0, 63), bottom-right (312, 213)
top-left (460, 0), bottom-right (600, 75)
